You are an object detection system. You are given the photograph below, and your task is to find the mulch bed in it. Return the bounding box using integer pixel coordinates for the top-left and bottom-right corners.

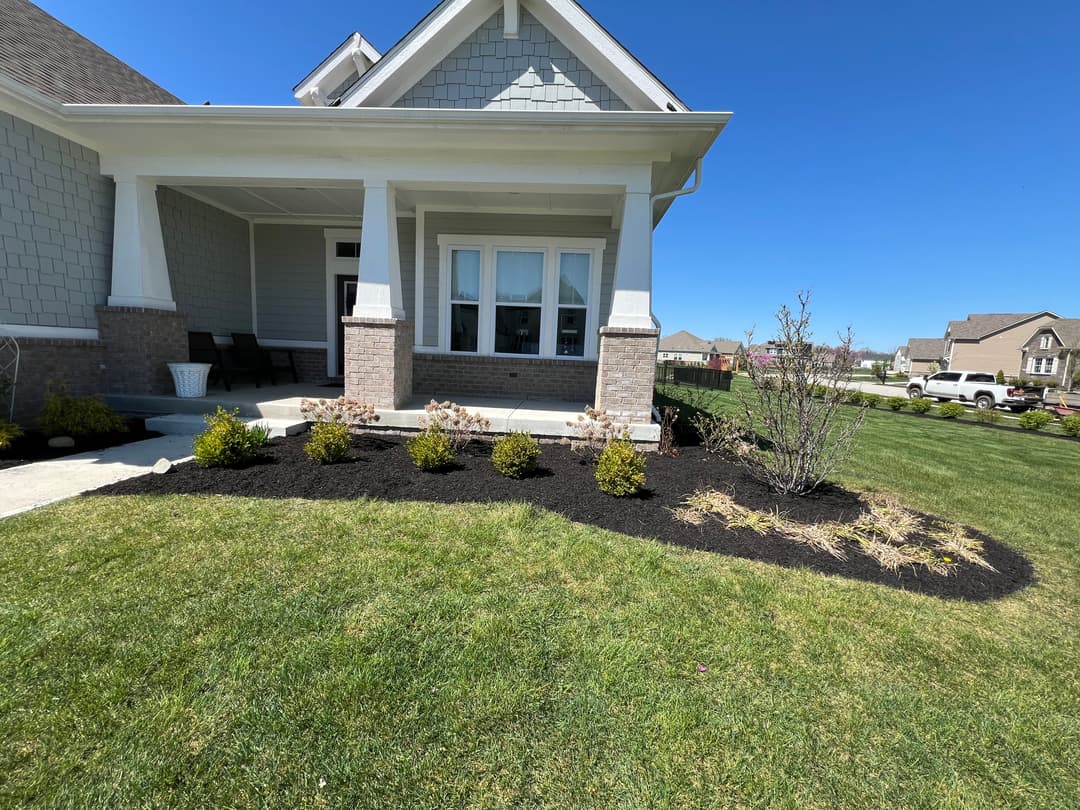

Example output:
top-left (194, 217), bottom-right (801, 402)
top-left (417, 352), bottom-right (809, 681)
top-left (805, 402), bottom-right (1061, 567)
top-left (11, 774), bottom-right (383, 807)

top-left (0, 418), bottom-right (161, 471)
top-left (92, 435), bottom-right (1034, 602)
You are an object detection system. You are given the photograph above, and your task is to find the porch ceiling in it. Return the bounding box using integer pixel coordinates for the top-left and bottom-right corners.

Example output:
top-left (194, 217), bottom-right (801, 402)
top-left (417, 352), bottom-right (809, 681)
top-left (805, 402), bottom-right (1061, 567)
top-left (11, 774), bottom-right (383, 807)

top-left (172, 184), bottom-right (621, 220)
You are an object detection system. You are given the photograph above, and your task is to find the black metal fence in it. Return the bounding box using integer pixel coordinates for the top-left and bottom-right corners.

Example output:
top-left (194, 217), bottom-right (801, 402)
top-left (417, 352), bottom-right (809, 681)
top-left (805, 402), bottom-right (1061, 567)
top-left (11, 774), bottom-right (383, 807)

top-left (655, 364), bottom-right (733, 391)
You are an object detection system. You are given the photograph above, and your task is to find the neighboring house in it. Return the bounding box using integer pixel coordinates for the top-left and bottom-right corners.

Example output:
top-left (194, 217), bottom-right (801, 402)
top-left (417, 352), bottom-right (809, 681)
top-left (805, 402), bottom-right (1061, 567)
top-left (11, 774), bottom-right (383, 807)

top-left (901, 338), bottom-right (945, 375)
top-left (747, 341), bottom-right (811, 362)
top-left (942, 312), bottom-right (1059, 375)
top-left (893, 345), bottom-right (910, 373)
top-left (710, 338), bottom-right (743, 371)
top-left (652, 330), bottom-right (738, 367)
top-left (1019, 320), bottom-right (1080, 389)
top-left (0, 0), bottom-right (730, 425)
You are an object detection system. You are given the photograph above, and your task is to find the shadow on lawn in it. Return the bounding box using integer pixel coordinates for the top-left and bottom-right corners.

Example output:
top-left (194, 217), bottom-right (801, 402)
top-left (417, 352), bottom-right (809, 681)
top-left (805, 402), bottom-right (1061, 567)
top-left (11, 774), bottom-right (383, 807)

top-left (91, 435), bottom-right (1036, 602)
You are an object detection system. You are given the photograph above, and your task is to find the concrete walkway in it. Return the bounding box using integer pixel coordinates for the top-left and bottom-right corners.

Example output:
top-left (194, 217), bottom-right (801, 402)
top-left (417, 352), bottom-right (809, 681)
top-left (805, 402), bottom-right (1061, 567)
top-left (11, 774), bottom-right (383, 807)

top-left (0, 435), bottom-right (195, 519)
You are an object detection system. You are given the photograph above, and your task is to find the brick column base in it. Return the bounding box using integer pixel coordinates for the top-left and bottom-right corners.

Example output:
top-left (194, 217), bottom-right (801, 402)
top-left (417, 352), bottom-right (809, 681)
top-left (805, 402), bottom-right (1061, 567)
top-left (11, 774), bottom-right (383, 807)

top-left (96, 306), bottom-right (187, 395)
top-left (595, 326), bottom-right (660, 424)
top-left (343, 317), bottom-right (413, 408)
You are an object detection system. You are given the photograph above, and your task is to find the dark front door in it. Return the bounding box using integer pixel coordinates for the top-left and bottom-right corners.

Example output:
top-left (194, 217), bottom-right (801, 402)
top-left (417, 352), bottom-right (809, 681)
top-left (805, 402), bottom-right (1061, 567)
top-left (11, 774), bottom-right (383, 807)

top-left (336, 274), bottom-right (358, 377)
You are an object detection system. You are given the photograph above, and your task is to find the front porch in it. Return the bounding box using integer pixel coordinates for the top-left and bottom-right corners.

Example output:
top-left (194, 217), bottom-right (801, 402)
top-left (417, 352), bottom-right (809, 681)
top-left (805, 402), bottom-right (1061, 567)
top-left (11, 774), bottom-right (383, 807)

top-left (106, 383), bottom-right (662, 442)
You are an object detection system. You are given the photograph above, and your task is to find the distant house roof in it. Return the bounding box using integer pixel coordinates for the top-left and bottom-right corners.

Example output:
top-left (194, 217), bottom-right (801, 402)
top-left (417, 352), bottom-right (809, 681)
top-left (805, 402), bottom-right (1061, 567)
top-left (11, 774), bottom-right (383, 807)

top-left (945, 312), bottom-right (1058, 341)
top-left (907, 338), bottom-right (945, 361)
top-left (0, 0), bottom-right (182, 104)
top-left (711, 339), bottom-right (743, 355)
top-left (659, 330), bottom-right (712, 353)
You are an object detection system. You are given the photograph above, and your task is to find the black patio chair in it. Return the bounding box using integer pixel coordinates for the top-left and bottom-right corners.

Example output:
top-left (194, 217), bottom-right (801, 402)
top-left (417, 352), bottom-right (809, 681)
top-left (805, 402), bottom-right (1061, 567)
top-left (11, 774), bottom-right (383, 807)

top-left (188, 331), bottom-right (262, 391)
top-left (231, 333), bottom-right (299, 386)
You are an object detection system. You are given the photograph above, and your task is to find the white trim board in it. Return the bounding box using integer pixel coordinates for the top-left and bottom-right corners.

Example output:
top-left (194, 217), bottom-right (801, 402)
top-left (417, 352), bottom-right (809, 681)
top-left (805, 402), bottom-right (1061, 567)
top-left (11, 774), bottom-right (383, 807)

top-left (0, 325), bottom-right (99, 340)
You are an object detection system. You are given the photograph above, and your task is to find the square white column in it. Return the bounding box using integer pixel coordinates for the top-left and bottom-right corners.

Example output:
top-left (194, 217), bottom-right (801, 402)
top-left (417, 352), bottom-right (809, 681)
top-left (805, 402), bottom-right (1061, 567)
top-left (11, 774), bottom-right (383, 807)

top-left (354, 180), bottom-right (406, 320)
top-left (107, 176), bottom-right (176, 311)
top-left (607, 191), bottom-right (653, 329)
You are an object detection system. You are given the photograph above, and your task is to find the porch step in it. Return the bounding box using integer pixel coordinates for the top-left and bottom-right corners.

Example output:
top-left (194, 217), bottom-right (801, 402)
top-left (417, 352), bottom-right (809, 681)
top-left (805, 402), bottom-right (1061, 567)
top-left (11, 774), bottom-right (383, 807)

top-left (146, 413), bottom-right (308, 438)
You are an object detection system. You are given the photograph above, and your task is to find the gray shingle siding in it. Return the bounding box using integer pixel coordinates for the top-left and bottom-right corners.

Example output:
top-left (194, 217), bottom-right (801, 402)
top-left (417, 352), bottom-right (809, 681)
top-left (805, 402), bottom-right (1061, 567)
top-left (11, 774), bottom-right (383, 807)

top-left (0, 112), bottom-right (112, 330)
top-left (421, 212), bottom-right (617, 347)
top-left (397, 218), bottom-right (416, 324)
top-left (0, 0), bottom-right (182, 104)
top-left (157, 187), bottom-right (251, 335)
top-left (393, 10), bottom-right (629, 111)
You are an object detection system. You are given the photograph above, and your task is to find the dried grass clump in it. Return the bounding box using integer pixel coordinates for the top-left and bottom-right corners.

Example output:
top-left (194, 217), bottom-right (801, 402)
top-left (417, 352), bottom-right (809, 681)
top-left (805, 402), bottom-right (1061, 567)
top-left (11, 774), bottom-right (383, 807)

top-left (670, 507), bottom-right (707, 526)
top-left (780, 522), bottom-right (849, 560)
top-left (683, 489), bottom-right (744, 518)
top-left (418, 401), bottom-right (491, 450)
top-left (857, 494), bottom-right (924, 544)
top-left (929, 522), bottom-right (997, 571)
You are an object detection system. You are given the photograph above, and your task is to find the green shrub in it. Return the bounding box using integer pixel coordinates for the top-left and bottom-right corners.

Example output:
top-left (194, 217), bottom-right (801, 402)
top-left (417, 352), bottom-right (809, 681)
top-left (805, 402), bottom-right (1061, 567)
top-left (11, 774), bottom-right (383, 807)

top-left (845, 391), bottom-right (865, 407)
top-left (406, 427), bottom-right (455, 471)
top-left (0, 419), bottom-right (23, 450)
top-left (491, 432), bottom-right (541, 478)
top-left (937, 402), bottom-right (966, 419)
top-left (192, 407), bottom-right (269, 468)
top-left (1062, 414), bottom-right (1080, 437)
top-left (995, 370), bottom-right (1006, 385)
top-left (810, 384), bottom-right (829, 399)
top-left (595, 438), bottom-right (646, 497)
top-left (862, 393), bottom-right (882, 409)
top-left (37, 390), bottom-right (126, 436)
top-left (909, 398), bottom-right (933, 414)
top-left (1018, 410), bottom-right (1053, 431)
top-left (886, 397), bottom-right (907, 411)
top-left (974, 408), bottom-right (1001, 425)
top-left (305, 421), bottom-right (351, 464)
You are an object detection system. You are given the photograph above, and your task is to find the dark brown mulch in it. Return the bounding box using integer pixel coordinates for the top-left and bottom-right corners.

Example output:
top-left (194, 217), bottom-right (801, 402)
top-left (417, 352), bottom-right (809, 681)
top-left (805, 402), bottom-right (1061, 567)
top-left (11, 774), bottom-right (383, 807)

top-left (0, 419), bottom-right (161, 471)
top-left (92, 435), bottom-right (1034, 602)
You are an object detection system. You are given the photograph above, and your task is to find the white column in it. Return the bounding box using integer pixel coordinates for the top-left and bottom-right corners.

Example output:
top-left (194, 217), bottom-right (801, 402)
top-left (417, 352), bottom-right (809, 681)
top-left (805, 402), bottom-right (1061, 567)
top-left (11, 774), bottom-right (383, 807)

top-left (607, 191), bottom-right (653, 329)
top-left (354, 180), bottom-right (405, 320)
top-left (107, 176), bottom-right (175, 310)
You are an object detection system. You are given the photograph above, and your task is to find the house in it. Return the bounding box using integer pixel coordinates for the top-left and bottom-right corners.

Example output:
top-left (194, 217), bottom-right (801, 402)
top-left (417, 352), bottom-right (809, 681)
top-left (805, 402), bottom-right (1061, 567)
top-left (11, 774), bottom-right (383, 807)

top-left (898, 338), bottom-right (945, 375)
top-left (747, 341), bottom-right (811, 362)
top-left (1019, 320), bottom-right (1080, 389)
top-left (0, 0), bottom-right (730, 427)
top-left (656, 331), bottom-right (741, 366)
top-left (942, 312), bottom-right (1059, 376)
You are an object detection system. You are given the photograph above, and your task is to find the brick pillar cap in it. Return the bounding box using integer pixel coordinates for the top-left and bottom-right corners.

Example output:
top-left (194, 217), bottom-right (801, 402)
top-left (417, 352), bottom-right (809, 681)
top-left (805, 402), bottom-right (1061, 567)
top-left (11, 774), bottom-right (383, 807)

top-left (599, 326), bottom-right (660, 337)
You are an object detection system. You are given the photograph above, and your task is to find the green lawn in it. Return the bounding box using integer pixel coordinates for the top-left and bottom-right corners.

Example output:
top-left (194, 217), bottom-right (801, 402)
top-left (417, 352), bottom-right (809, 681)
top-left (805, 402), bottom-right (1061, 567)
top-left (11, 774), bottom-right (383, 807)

top-left (0, 386), bottom-right (1078, 807)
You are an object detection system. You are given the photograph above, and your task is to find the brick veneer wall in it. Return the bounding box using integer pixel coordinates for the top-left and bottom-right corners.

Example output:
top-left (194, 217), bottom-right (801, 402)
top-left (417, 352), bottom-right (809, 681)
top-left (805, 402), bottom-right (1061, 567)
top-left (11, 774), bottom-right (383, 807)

top-left (266, 346), bottom-right (328, 384)
top-left (594, 326), bottom-right (660, 424)
top-left (96, 306), bottom-right (187, 395)
top-left (6, 338), bottom-right (105, 424)
top-left (413, 353), bottom-right (597, 403)
top-left (342, 317), bottom-right (413, 408)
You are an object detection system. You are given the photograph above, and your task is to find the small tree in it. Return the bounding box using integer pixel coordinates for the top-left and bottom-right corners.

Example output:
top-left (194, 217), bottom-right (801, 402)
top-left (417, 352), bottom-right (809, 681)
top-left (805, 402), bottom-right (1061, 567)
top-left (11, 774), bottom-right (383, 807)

top-left (871, 360), bottom-right (888, 384)
top-left (736, 293), bottom-right (867, 496)
top-left (995, 369), bottom-right (1006, 385)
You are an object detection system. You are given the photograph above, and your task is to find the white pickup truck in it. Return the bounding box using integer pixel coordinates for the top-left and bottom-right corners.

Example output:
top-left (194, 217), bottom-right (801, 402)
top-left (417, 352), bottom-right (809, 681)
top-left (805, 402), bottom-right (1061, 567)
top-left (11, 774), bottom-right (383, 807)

top-left (906, 371), bottom-right (1043, 412)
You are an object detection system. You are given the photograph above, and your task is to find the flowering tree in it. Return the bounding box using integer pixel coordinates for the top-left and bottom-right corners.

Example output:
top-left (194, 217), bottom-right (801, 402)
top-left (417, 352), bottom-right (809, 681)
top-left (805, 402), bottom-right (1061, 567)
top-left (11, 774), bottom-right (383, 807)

top-left (737, 292), bottom-right (867, 495)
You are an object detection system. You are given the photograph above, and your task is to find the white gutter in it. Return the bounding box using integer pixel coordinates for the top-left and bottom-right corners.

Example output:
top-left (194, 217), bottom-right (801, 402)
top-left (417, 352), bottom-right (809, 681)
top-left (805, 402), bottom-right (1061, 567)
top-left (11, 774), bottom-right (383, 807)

top-left (651, 158), bottom-right (703, 207)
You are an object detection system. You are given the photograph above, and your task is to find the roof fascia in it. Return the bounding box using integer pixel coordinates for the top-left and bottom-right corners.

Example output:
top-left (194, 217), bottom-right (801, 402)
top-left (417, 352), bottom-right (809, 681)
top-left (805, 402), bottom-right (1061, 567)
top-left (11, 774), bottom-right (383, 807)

top-left (0, 74), bottom-right (100, 149)
top-left (339, 0), bottom-right (498, 108)
top-left (294, 33), bottom-right (383, 105)
top-left (978, 311), bottom-right (1061, 341)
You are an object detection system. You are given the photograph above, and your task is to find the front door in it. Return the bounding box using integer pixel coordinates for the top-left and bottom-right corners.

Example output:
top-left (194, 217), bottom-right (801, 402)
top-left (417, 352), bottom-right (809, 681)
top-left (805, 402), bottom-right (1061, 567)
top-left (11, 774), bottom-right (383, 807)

top-left (336, 274), bottom-right (358, 376)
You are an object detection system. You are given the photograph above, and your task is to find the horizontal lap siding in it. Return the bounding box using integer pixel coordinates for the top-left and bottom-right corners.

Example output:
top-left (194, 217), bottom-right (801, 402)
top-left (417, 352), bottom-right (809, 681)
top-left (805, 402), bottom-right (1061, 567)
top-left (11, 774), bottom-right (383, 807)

top-left (422, 212), bottom-right (617, 348)
top-left (254, 225), bottom-right (326, 342)
top-left (158, 187), bottom-right (251, 335)
top-left (0, 112), bottom-right (112, 330)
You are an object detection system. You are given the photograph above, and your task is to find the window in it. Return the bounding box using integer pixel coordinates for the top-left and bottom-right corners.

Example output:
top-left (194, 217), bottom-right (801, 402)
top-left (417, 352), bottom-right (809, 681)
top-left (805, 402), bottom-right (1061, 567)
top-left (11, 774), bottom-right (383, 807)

top-left (335, 241), bottom-right (361, 258)
top-left (449, 249), bottom-right (481, 352)
top-left (1030, 357), bottom-right (1056, 375)
top-left (439, 235), bottom-right (604, 359)
top-left (968, 373), bottom-right (995, 383)
top-left (1039, 335), bottom-right (1052, 350)
top-left (932, 372), bottom-right (962, 382)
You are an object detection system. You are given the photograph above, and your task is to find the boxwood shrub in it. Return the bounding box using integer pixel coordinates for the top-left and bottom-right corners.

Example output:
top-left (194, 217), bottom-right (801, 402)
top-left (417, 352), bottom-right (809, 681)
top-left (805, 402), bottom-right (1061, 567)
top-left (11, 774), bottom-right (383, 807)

top-left (1018, 410), bottom-right (1053, 431)
top-left (407, 427), bottom-right (455, 471)
top-left (491, 432), bottom-right (541, 479)
top-left (909, 398), bottom-right (933, 414)
top-left (1062, 414), bottom-right (1080, 437)
top-left (193, 407), bottom-right (269, 467)
top-left (305, 421), bottom-right (351, 464)
top-left (937, 402), bottom-right (966, 419)
top-left (595, 438), bottom-right (646, 497)
top-left (886, 397), bottom-right (908, 411)
top-left (38, 390), bottom-right (126, 437)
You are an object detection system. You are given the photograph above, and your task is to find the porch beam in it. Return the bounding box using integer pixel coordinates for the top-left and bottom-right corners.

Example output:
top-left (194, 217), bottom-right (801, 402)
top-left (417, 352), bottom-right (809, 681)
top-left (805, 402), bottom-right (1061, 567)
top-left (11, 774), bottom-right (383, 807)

top-left (107, 176), bottom-right (176, 311)
top-left (606, 190), bottom-right (653, 329)
top-left (353, 180), bottom-right (405, 320)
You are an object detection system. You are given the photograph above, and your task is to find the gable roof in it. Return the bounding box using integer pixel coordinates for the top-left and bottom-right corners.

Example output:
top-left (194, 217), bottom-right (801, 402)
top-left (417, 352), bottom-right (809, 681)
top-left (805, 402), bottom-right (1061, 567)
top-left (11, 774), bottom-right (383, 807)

top-left (907, 338), bottom-right (945, 360)
top-left (659, 330), bottom-right (711, 353)
top-left (1028, 319), bottom-right (1080, 350)
top-left (0, 0), bottom-right (182, 105)
top-left (945, 312), bottom-right (1058, 341)
top-left (711, 339), bottom-right (743, 355)
top-left (333, 0), bottom-right (689, 111)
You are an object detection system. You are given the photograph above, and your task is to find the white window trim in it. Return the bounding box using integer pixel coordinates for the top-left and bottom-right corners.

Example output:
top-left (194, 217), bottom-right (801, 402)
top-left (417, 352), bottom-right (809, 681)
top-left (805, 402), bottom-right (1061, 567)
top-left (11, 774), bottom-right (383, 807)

top-left (1039, 335), bottom-right (1052, 350)
top-left (437, 234), bottom-right (606, 360)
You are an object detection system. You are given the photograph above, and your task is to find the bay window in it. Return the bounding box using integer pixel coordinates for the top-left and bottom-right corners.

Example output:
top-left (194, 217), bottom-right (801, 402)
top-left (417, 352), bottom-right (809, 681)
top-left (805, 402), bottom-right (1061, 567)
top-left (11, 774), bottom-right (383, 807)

top-left (439, 235), bottom-right (605, 359)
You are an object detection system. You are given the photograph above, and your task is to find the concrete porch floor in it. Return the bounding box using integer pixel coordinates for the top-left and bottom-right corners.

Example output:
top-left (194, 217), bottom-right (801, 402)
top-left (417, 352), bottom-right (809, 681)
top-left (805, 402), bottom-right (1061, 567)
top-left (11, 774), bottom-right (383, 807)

top-left (106, 384), bottom-right (661, 442)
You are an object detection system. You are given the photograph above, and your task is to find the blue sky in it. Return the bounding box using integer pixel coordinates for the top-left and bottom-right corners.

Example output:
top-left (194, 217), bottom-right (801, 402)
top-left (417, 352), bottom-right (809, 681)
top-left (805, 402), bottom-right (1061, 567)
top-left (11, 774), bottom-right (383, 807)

top-left (37, 0), bottom-right (1080, 352)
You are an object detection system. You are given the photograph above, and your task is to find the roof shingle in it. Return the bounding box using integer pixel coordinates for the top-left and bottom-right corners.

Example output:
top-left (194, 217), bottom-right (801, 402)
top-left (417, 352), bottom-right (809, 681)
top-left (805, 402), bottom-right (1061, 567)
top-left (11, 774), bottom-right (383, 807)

top-left (945, 313), bottom-right (1052, 340)
top-left (0, 0), bottom-right (182, 105)
top-left (907, 338), bottom-right (945, 360)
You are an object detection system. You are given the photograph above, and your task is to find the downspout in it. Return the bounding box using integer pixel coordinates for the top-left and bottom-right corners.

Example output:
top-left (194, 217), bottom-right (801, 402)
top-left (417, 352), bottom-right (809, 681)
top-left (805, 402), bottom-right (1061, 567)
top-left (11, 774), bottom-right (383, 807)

top-left (647, 158), bottom-right (703, 334)
top-left (648, 159), bottom-right (703, 422)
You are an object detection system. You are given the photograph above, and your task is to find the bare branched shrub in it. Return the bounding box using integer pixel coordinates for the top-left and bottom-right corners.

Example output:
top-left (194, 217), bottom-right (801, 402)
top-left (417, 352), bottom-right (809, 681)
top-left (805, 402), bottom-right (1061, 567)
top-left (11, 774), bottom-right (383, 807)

top-left (690, 412), bottom-right (752, 456)
top-left (658, 406), bottom-right (680, 457)
top-left (738, 292), bottom-right (867, 495)
top-left (417, 400), bottom-right (491, 451)
top-left (300, 397), bottom-right (380, 426)
top-left (564, 406), bottom-right (628, 458)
